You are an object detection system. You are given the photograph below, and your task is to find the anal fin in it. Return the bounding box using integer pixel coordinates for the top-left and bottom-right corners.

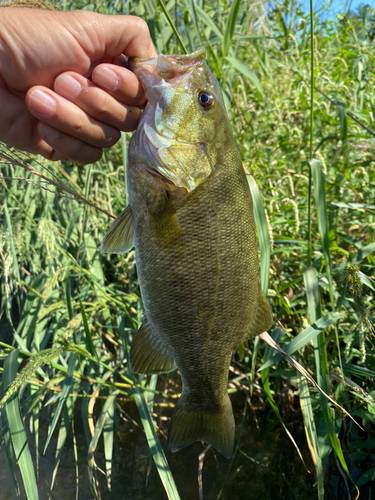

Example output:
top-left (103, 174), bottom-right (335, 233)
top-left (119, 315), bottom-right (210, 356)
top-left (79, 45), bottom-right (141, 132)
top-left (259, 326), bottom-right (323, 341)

top-left (100, 205), bottom-right (134, 254)
top-left (129, 318), bottom-right (177, 375)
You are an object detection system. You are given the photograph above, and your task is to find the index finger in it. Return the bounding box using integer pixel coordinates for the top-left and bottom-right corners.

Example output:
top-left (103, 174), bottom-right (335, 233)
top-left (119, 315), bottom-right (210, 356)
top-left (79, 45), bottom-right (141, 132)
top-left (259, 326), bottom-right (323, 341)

top-left (71, 13), bottom-right (157, 60)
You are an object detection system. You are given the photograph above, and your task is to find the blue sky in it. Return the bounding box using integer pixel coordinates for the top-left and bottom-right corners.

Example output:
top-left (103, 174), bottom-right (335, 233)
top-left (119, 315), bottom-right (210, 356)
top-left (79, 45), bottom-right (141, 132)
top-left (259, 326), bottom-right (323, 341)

top-left (300, 0), bottom-right (369, 17)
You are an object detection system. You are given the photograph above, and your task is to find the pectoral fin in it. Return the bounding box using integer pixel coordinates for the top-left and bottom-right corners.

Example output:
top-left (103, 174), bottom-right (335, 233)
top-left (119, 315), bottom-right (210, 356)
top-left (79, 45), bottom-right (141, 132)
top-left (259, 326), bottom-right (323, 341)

top-left (242, 291), bottom-right (273, 342)
top-left (100, 205), bottom-right (134, 254)
top-left (130, 318), bottom-right (177, 374)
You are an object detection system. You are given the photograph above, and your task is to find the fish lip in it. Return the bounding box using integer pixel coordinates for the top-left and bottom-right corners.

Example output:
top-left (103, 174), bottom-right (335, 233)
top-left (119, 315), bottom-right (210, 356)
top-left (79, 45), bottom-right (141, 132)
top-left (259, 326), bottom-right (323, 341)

top-left (129, 48), bottom-right (206, 81)
top-left (129, 48), bottom-right (206, 66)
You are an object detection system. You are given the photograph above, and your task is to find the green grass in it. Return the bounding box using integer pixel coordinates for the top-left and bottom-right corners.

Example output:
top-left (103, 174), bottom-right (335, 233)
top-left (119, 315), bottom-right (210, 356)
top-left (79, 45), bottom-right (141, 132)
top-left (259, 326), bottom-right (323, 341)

top-left (1, 0), bottom-right (375, 499)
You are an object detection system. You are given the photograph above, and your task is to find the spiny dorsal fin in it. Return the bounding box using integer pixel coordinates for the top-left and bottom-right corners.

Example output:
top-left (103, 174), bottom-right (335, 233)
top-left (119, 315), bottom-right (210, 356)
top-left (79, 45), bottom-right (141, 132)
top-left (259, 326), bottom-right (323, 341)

top-left (129, 318), bottom-right (177, 375)
top-left (100, 205), bottom-right (134, 254)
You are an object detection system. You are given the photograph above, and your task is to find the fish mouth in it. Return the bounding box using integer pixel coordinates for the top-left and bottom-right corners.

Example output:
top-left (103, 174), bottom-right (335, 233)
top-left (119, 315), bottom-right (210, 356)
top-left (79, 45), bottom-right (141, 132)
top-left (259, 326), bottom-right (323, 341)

top-left (129, 48), bottom-right (206, 91)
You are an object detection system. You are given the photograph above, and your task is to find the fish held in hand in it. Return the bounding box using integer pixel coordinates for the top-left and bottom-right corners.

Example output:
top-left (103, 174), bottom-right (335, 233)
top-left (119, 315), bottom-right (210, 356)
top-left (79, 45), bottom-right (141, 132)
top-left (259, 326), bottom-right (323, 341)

top-left (101, 49), bottom-right (272, 458)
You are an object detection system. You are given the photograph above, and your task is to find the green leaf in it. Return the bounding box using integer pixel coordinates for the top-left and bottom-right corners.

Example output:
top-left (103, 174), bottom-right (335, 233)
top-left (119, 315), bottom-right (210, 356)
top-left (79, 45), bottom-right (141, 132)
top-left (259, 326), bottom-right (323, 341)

top-left (310, 159), bottom-right (334, 307)
top-left (222, 0), bottom-right (241, 56)
top-left (193, 4), bottom-right (223, 41)
top-left (248, 176), bottom-right (270, 295)
top-left (260, 312), bottom-right (341, 370)
top-left (4, 199), bottom-right (21, 296)
top-left (353, 242), bottom-right (375, 263)
top-left (103, 393), bottom-right (116, 491)
top-left (3, 350), bottom-right (39, 500)
top-left (356, 468), bottom-right (375, 488)
top-left (88, 391), bottom-right (119, 498)
top-left (357, 271), bottom-right (375, 291)
top-left (80, 300), bottom-right (98, 360)
top-left (156, 0), bottom-right (187, 53)
top-left (133, 388), bottom-right (181, 500)
top-left (336, 98), bottom-right (347, 141)
top-left (225, 57), bottom-right (264, 98)
top-left (1, 412), bottom-right (20, 498)
top-left (260, 329), bottom-right (308, 469)
top-left (50, 363), bottom-right (81, 492)
top-left (297, 376), bottom-right (324, 499)
top-left (303, 267), bottom-right (332, 475)
top-left (44, 353), bottom-right (77, 453)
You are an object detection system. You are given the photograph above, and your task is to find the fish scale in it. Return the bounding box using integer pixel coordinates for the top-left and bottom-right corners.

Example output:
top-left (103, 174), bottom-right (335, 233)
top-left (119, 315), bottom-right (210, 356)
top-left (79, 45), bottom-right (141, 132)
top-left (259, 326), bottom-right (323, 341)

top-left (101, 49), bottom-right (272, 458)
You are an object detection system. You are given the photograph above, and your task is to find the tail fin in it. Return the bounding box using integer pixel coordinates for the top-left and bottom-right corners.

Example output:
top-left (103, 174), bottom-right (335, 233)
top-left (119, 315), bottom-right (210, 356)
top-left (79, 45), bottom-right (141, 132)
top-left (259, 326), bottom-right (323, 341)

top-left (167, 392), bottom-right (235, 459)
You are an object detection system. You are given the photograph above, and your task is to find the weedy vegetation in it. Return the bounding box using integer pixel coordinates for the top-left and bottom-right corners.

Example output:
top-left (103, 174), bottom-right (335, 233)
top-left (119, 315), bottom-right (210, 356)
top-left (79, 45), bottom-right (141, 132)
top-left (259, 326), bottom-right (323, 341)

top-left (0, 0), bottom-right (374, 499)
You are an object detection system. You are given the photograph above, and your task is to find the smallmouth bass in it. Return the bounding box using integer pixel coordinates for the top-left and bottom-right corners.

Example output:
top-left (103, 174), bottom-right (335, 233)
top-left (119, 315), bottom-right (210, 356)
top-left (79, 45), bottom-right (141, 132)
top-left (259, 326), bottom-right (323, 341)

top-left (101, 49), bottom-right (272, 458)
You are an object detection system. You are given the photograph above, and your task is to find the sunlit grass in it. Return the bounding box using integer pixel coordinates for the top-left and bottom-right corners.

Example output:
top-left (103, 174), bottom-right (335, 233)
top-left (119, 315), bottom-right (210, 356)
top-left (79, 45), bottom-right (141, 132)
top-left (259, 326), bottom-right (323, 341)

top-left (1, 0), bottom-right (375, 499)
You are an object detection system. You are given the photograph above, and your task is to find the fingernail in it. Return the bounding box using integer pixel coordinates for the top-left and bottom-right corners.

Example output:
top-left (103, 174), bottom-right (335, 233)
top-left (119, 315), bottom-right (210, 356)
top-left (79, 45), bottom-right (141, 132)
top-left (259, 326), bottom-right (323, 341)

top-left (29, 90), bottom-right (56, 116)
top-left (39, 123), bottom-right (60, 141)
top-left (94, 67), bottom-right (119, 91)
top-left (55, 74), bottom-right (82, 99)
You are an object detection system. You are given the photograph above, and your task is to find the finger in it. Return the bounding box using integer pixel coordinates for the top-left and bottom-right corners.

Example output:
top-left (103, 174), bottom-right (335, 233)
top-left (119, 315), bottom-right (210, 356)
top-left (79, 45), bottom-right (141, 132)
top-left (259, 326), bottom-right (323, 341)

top-left (38, 123), bottom-right (103, 165)
top-left (0, 81), bottom-right (58, 159)
top-left (54, 72), bottom-right (142, 131)
top-left (92, 64), bottom-right (147, 107)
top-left (88, 14), bottom-right (158, 59)
top-left (26, 87), bottom-right (120, 148)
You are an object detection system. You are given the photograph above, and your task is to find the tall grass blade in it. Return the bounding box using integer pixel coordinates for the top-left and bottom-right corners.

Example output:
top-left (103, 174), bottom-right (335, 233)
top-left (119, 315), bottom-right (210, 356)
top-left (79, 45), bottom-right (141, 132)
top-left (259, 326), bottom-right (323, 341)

top-left (193, 4), bottom-right (223, 40)
top-left (133, 388), bottom-right (181, 500)
top-left (310, 159), bottom-right (334, 306)
top-left (336, 98), bottom-right (348, 141)
top-left (260, 312), bottom-right (341, 370)
top-left (80, 300), bottom-right (98, 360)
top-left (44, 353), bottom-right (77, 453)
top-left (260, 329), bottom-right (308, 469)
top-left (259, 332), bottom-right (359, 426)
top-left (248, 175), bottom-right (270, 294)
top-left (353, 241), bottom-right (375, 263)
top-left (303, 268), bottom-right (332, 473)
top-left (50, 373), bottom-right (81, 492)
top-left (1, 413), bottom-right (20, 498)
top-left (357, 270), bottom-right (375, 291)
top-left (225, 57), bottom-right (264, 98)
top-left (222, 0), bottom-right (241, 56)
top-left (87, 391), bottom-right (119, 499)
top-left (3, 350), bottom-right (39, 500)
top-left (297, 376), bottom-right (324, 499)
top-left (303, 268), bottom-right (330, 390)
top-left (156, 0), bottom-right (187, 54)
top-left (4, 198), bottom-right (21, 294)
top-left (103, 393), bottom-right (116, 491)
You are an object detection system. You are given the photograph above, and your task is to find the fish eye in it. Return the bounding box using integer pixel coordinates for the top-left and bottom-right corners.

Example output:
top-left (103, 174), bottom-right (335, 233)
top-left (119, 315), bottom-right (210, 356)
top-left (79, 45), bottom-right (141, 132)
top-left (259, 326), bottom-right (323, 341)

top-left (198, 90), bottom-right (214, 109)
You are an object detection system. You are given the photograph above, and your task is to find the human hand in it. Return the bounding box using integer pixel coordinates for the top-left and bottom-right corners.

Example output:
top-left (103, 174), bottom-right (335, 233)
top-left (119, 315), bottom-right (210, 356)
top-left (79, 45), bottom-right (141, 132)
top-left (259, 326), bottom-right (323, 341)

top-left (0, 8), bottom-right (156, 164)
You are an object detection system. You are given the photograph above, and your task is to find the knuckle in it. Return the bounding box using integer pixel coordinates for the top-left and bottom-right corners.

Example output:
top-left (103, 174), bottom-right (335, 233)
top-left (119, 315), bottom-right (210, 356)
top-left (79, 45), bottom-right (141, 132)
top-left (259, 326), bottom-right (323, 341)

top-left (133, 16), bottom-right (149, 33)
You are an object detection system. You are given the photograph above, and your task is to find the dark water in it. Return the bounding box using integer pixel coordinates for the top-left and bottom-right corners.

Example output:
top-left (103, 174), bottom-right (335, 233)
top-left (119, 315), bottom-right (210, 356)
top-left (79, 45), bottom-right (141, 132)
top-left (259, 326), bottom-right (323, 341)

top-left (1, 315), bottom-right (374, 500)
top-left (0, 386), bottom-right (316, 500)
